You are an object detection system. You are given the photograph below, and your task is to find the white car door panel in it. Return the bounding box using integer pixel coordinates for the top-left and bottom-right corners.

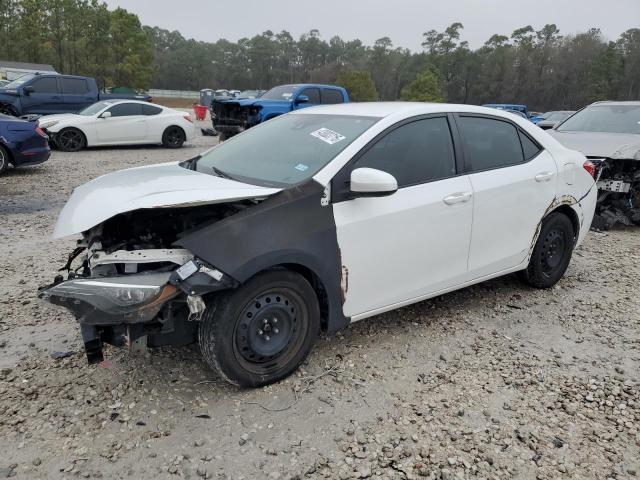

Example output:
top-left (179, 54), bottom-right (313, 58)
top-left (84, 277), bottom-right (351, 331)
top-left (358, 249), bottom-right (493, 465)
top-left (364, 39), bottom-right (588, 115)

top-left (457, 115), bottom-right (558, 280)
top-left (97, 103), bottom-right (148, 144)
top-left (332, 116), bottom-right (473, 318)
top-left (334, 176), bottom-right (474, 318)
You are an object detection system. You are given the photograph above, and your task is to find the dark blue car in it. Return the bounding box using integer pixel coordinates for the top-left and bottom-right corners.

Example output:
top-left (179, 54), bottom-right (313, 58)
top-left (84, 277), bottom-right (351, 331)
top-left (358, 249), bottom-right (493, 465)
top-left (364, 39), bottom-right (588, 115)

top-left (0, 114), bottom-right (50, 175)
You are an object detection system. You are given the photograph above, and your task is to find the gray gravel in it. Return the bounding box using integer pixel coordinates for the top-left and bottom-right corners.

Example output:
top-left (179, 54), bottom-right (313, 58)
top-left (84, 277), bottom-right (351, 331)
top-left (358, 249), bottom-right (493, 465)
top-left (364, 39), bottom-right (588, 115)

top-left (0, 119), bottom-right (639, 479)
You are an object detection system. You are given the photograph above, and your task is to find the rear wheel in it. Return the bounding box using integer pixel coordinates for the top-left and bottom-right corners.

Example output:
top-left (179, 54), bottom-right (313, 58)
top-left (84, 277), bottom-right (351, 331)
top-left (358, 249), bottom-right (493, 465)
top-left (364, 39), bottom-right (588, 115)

top-left (0, 144), bottom-right (9, 174)
top-left (57, 128), bottom-right (86, 152)
top-left (199, 270), bottom-right (320, 387)
top-left (521, 212), bottom-right (575, 288)
top-left (162, 126), bottom-right (185, 148)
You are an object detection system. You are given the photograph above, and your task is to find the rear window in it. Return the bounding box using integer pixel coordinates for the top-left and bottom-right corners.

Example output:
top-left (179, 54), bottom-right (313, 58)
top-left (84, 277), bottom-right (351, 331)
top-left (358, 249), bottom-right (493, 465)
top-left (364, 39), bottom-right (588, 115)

top-left (458, 116), bottom-right (525, 172)
top-left (61, 78), bottom-right (89, 94)
top-left (143, 104), bottom-right (162, 116)
top-left (322, 89), bottom-right (344, 104)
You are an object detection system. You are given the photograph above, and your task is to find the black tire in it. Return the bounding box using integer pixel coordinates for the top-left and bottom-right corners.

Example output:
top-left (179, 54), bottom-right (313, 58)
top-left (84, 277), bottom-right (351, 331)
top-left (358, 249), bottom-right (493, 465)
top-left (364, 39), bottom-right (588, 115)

top-left (0, 144), bottom-right (9, 174)
top-left (521, 212), bottom-right (575, 288)
top-left (57, 128), bottom-right (86, 152)
top-left (199, 270), bottom-right (320, 388)
top-left (162, 126), bottom-right (185, 148)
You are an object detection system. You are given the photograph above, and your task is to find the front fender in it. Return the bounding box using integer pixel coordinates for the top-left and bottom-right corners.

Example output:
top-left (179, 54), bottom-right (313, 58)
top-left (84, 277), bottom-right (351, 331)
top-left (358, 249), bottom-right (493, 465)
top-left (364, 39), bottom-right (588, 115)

top-left (176, 181), bottom-right (349, 332)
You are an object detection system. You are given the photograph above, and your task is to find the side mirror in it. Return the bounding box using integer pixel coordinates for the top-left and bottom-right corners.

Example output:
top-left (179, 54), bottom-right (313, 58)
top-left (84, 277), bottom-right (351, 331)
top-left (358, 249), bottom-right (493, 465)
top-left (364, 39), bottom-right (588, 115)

top-left (295, 95), bottom-right (309, 104)
top-left (350, 168), bottom-right (398, 197)
top-left (99, 111), bottom-right (112, 119)
top-left (23, 86), bottom-right (34, 95)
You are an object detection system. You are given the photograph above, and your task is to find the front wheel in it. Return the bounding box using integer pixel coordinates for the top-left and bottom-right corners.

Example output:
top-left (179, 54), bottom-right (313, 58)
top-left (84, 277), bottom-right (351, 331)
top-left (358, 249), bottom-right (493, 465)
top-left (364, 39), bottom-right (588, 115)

top-left (199, 270), bottom-right (320, 387)
top-left (521, 212), bottom-right (575, 289)
top-left (162, 126), bottom-right (185, 148)
top-left (57, 128), bottom-right (86, 152)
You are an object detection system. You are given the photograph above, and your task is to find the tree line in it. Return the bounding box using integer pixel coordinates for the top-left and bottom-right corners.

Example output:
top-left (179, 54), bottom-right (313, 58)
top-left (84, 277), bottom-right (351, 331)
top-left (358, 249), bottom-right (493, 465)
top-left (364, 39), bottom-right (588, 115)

top-left (1, 0), bottom-right (639, 111)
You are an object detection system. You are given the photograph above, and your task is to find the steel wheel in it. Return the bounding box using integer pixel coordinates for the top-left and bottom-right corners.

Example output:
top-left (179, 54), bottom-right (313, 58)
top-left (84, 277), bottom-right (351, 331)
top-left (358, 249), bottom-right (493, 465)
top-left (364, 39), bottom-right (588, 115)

top-left (162, 126), bottom-right (185, 148)
top-left (540, 228), bottom-right (566, 276)
top-left (57, 128), bottom-right (85, 152)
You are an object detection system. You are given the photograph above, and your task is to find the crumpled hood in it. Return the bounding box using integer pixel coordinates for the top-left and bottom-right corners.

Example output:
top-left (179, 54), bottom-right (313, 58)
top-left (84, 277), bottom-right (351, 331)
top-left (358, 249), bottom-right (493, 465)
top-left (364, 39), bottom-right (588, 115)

top-left (549, 131), bottom-right (640, 160)
top-left (53, 162), bottom-right (281, 238)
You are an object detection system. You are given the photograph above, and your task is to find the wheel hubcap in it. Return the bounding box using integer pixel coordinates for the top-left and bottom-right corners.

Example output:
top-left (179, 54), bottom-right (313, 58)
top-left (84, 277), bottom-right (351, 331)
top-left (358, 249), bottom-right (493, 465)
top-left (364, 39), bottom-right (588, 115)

top-left (167, 128), bottom-right (182, 145)
top-left (236, 293), bottom-right (296, 363)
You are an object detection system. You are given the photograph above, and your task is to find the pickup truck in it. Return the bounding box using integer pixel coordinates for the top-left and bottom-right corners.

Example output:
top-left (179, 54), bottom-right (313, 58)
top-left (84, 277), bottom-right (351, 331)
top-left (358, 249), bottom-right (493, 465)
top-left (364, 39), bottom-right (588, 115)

top-left (0, 73), bottom-right (152, 117)
top-left (211, 83), bottom-right (349, 140)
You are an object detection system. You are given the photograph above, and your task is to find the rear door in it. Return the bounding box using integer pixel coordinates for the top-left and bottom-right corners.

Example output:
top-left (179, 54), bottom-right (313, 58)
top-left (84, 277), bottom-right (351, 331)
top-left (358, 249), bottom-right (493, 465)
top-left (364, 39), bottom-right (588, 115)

top-left (22, 76), bottom-right (62, 114)
top-left (332, 115), bottom-right (473, 318)
top-left (454, 114), bottom-right (557, 280)
top-left (142, 104), bottom-right (166, 141)
top-left (96, 102), bottom-right (147, 144)
top-left (61, 77), bottom-right (95, 112)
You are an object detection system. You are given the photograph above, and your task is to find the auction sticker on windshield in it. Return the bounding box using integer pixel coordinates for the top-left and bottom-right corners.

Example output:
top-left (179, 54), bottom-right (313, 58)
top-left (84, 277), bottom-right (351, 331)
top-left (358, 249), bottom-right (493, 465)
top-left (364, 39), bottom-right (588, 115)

top-left (310, 128), bottom-right (346, 145)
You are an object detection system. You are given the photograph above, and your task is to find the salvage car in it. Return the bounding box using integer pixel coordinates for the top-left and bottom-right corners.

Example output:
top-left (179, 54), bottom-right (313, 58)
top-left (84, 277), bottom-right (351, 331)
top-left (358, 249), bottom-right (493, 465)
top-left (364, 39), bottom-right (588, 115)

top-left (0, 113), bottom-right (50, 175)
top-left (39, 103), bottom-right (596, 387)
top-left (39, 100), bottom-right (195, 152)
top-left (537, 111), bottom-right (575, 130)
top-left (549, 101), bottom-right (640, 229)
top-left (211, 83), bottom-right (349, 141)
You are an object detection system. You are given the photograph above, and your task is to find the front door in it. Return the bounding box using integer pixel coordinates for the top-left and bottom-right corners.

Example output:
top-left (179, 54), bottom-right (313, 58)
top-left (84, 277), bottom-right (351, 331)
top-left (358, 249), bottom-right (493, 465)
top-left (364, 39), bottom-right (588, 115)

top-left (21, 76), bottom-right (62, 114)
top-left (97, 102), bottom-right (147, 144)
top-left (332, 116), bottom-right (474, 318)
top-left (454, 114), bottom-right (558, 279)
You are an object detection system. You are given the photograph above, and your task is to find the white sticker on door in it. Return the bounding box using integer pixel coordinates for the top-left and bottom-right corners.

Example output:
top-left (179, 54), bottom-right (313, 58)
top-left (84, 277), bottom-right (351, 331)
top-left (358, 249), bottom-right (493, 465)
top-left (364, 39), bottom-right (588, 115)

top-left (310, 128), bottom-right (346, 145)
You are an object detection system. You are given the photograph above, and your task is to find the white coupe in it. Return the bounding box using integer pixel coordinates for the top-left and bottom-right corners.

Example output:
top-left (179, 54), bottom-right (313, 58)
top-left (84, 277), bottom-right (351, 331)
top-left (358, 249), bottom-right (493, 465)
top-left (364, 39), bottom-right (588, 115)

top-left (41, 103), bottom-right (597, 387)
top-left (38, 100), bottom-right (196, 152)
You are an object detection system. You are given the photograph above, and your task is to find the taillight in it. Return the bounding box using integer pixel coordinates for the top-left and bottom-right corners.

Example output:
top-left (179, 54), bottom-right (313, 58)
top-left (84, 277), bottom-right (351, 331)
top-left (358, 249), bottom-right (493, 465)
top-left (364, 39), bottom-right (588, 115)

top-left (35, 127), bottom-right (48, 138)
top-left (583, 160), bottom-right (596, 178)
top-left (183, 114), bottom-right (193, 123)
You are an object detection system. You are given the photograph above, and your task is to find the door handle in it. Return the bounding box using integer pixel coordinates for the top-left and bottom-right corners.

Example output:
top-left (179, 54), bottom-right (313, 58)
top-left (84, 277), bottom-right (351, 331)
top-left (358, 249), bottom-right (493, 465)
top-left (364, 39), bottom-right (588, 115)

top-left (443, 191), bottom-right (473, 205)
top-left (535, 171), bottom-right (555, 182)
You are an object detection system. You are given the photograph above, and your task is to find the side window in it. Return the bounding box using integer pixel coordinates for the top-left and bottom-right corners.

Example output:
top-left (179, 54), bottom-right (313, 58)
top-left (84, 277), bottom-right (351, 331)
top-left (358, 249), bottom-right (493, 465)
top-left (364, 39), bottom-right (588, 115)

top-left (519, 130), bottom-right (542, 160)
top-left (321, 89), bottom-right (344, 104)
top-left (355, 117), bottom-right (456, 187)
top-left (142, 104), bottom-right (162, 116)
top-left (30, 77), bottom-right (58, 94)
top-left (299, 88), bottom-right (320, 104)
top-left (457, 116), bottom-right (524, 172)
top-left (61, 78), bottom-right (89, 94)
top-left (108, 103), bottom-right (143, 117)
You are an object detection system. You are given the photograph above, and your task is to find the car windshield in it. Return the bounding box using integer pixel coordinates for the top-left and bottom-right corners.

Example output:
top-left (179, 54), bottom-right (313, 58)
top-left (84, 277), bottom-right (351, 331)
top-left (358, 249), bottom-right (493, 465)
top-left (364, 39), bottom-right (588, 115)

top-left (195, 113), bottom-right (379, 187)
top-left (78, 101), bottom-right (113, 116)
top-left (545, 111), bottom-right (573, 122)
top-left (260, 85), bottom-right (298, 101)
top-left (4, 74), bottom-right (35, 89)
top-left (557, 104), bottom-right (640, 134)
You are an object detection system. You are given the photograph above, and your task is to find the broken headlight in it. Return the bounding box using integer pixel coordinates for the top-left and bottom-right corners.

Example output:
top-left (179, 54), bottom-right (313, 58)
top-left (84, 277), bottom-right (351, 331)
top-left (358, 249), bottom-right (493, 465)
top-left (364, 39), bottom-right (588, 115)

top-left (41, 272), bottom-right (173, 314)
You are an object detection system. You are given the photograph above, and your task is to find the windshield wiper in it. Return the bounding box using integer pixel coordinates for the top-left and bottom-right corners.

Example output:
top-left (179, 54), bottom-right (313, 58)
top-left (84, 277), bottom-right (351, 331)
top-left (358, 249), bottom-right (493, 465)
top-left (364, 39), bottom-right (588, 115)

top-left (211, 166), bottom-right (235, 180)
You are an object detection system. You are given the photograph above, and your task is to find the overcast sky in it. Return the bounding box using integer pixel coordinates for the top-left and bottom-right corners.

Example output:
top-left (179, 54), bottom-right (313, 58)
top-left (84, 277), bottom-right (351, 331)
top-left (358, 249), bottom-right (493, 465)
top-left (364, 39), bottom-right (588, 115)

top-left (103, 0), bottom-right (640, 50)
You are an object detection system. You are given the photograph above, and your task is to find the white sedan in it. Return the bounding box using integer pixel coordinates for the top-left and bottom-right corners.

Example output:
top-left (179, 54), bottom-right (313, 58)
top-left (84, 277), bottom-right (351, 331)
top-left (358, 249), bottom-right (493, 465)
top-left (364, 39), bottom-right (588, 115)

top-left (41, 102), bottom-right (597, 387)
top-left (38, 100), bottom-right (196, 152)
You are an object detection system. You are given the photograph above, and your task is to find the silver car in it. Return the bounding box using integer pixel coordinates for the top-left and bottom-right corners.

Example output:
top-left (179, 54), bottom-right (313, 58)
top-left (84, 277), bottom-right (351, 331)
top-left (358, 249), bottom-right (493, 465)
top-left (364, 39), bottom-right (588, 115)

top-left (549, 101), bottom-right (640, 229)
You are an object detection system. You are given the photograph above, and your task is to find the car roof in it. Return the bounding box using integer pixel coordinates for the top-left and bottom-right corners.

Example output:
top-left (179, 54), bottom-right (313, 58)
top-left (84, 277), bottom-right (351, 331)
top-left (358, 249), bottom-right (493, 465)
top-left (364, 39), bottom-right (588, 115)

top-left (104, 99), bottom-right (158, 106)
top-left (591, 101), bottom-right (640, 106)
top-left (292, 102), bottom-right (530, 119)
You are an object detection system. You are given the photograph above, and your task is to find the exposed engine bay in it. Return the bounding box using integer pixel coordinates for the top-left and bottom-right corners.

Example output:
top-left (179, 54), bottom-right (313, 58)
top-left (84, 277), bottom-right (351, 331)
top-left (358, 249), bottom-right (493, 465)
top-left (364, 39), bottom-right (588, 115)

top-left (38, 201), bottom-right (258, 364)
top-left (592, 157), bottom-right (640, 229)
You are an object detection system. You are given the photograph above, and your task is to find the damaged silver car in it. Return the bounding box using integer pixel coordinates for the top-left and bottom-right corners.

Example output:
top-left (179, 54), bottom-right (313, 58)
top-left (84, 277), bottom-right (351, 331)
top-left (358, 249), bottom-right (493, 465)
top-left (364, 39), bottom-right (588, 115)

top-left (549, 101), bottom-right (640, 229)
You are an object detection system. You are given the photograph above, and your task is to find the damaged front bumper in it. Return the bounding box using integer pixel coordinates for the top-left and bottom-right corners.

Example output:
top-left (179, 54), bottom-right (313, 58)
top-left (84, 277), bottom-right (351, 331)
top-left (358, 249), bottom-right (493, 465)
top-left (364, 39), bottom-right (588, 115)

top-left (38, 257), bottom-right (238, 364)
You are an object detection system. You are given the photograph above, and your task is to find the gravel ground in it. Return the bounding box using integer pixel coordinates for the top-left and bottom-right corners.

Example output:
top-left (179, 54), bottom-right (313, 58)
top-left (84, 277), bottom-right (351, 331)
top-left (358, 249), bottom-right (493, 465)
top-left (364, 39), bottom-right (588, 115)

top-left (0, 118), bottom-right (639, 479)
